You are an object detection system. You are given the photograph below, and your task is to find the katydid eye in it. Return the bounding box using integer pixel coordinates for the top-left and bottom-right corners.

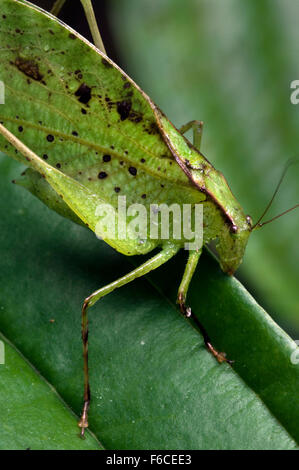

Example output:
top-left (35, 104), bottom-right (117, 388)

top-left (230, 224), bottom-right (238, 234)
top-left (246, 215), bottom-right (253, 226)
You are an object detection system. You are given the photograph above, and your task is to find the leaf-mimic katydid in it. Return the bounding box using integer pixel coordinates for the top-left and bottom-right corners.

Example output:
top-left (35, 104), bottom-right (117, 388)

top-left (0, 0), bottom-right (297, 435)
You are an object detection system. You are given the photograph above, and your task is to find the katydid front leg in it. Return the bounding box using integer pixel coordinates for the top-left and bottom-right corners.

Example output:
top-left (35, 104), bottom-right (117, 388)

top-left (177, 250), bottom-right (232, 365)
top-left (78, 243), bottom-right (180, 436)
top-left (178, 121), bottom-right (232, 364)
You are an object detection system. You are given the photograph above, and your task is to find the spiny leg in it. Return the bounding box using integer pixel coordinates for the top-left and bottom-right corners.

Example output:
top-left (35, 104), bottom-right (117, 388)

top-left (179, 120), bottom-right (204, 151)
top-left (177, 249), bottom-right (233, 364)
top-left (78, 243), bottom-right (180, 436)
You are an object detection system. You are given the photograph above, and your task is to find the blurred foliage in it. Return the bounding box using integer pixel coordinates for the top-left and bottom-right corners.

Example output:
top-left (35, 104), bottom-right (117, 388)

top-left (108, 0), bottom-right (299, 336)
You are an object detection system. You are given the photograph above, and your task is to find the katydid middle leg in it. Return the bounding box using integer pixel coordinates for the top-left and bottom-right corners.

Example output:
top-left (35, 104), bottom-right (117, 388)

top-left (78, 242), bottom-right (180, 436)
top-left (177, 249), bottom-right (233, 365)
top-left (179, 120), bottom-right (204, 151)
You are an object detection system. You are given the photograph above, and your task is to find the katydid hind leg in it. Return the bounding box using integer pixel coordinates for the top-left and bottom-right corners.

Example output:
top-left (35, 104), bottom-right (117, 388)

top-left (177, 250), bottom-right (233, 365)
top-left (179, 120), bottom-right (204, 151)
top-left (78, 244), bottom-right (180, 436)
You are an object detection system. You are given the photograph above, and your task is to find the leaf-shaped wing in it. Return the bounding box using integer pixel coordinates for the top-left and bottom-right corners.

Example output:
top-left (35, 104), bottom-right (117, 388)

top-left (0, 0), bottom-right (203, 216)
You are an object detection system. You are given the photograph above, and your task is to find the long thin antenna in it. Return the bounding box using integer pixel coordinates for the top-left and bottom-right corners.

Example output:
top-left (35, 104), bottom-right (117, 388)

top-left (252, 159), bottom-right (298, 229)
top-left (256, 204), bottom-right (299, 228)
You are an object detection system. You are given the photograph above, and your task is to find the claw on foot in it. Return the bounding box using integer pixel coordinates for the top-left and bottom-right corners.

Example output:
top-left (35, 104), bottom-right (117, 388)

top-left (178, 301), bottom-right (234, 365)
top-left (78, 400), bottom-right (89, 438)
top-left (206, 342), bottom-right (234, 365)
top-left (78, 417), bottom-right (88, 438)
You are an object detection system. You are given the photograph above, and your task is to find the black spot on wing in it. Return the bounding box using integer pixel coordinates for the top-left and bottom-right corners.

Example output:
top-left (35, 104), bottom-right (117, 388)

top-left (128, 166), bottom-right (137, 176)
top-left (75, 83), bottom-right (92, 104)
top-left (117, 100), bottom-right (132, 121)
top-left (15, 57), bottom-right (43, 82)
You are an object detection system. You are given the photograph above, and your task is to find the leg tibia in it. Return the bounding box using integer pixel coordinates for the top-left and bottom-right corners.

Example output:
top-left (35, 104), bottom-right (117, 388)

top-left (177, 249), bottom-right (232, 365)
top-left (78, 243), bottom-right (180, 435)
top-left (178, 249), bottom-right (201, 305)
top-left (87, 244), bottom-right (180, 309)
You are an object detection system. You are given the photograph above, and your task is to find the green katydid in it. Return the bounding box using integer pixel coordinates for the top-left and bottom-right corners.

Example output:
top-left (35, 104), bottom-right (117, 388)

top-left (0, 0), bottom-right (297, 436)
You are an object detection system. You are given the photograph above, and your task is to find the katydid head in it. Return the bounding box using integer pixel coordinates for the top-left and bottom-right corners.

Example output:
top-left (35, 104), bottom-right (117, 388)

top-left (216, 215), bottom-right (252, 275)
top-left (216, 159), bottom-right (298, 275)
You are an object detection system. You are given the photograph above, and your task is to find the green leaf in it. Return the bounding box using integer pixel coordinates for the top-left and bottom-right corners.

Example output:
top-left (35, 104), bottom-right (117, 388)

top-left (108, 0), bottom-right (299, 335)
top-left (0, 157), bottom-right (298, 449)
top-left (0, 332), bottom-right (101, 450)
